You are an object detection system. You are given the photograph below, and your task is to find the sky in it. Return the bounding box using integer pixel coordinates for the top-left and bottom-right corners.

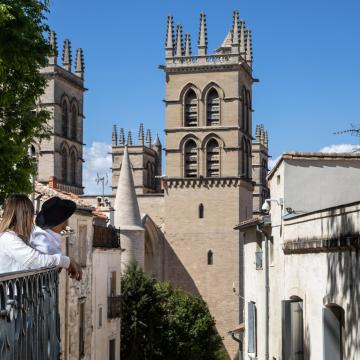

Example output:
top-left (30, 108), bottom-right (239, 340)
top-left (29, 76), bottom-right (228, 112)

top-left (47, 0), bottom-right (360, 194)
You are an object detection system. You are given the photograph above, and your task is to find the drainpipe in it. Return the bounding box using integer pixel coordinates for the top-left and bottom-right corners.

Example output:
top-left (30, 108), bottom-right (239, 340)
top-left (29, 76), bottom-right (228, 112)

top-left (257, 224), bottom-right (269, 360)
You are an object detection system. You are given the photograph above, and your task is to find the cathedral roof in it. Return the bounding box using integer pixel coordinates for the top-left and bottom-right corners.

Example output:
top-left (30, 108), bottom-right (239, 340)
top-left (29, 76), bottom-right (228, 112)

top-left (114, 146), bottom-right (143, 230)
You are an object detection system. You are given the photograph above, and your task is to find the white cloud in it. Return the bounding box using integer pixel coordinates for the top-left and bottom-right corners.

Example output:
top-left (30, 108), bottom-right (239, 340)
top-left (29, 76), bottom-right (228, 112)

top-left (319, 144), bottom-right (360, 153)
top-left (83, 142), bottom-right (112, 195)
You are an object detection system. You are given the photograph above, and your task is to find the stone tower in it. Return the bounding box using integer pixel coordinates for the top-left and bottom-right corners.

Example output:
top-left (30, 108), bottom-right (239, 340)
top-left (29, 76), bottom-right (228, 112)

top-left (114, 146), bottom-right (145, 271)
top-left (111, 124), bottom-right (162, 195)
top-left (37, 31), bottom-right (85, 195)
top-left (160, 11), bottom-right (255, 359)
top-left (252, 124), bottom-right (270, 213)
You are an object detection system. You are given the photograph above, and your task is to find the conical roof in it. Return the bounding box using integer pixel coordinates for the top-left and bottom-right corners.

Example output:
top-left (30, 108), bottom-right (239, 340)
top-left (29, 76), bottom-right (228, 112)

top-left (114, 146), bottom-right (143, 229)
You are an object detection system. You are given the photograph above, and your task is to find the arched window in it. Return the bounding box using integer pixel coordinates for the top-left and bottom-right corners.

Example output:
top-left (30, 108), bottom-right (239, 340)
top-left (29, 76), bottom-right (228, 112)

top-left (146, 162), bottom-right (152, 189)
top-left (62, 101), bottom-right (68, 137)
top-left (241, 88), bottom-right (247, 130)
top-left (184, 140), bottom-right (197, 177)
top-left (206, 139), bottom-right (220, 177)
top-left (199, 204), bottom-right (204, 219)
top-left (61, 147), bottom-right (68, 182)
top-left (151, 163), bottom-right (156, 189)
top-left (70, 151), bottom-right (76, 184)
top-left (242, 138), bottom-right (249, 178)
top-left (247, 139), bottom-right (252, 179)
top-left (207, 89), bottom-right (220, 126)
top-left (71, 104), bottom-right (77, 141)
top-left (262, 159), bottom-right (267, 184)
top-left (323, 305), bottom-right (344, 360)
top-left (207, 250), bottom-right (213, 265)
top-left (184, 90), bottom-right (197, 127)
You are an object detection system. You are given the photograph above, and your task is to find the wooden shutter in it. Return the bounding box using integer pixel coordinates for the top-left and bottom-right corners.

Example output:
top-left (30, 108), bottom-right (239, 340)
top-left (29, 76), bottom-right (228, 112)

top-left (323, 307), bottom-right (341, 360)
top-left (248, 301), bottom-right (256, 355)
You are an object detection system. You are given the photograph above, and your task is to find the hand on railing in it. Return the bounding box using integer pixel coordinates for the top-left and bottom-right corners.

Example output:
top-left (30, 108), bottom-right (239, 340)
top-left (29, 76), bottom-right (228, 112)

top-left (68, 258), bottom-right (82, 281)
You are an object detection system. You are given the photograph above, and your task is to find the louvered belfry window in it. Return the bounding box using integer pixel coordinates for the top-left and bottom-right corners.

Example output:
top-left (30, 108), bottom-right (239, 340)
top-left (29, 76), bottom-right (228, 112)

top-left (184, 90), bottom-right (198, 127)
top-left (184, 140), bottom-right (197, 177)
top-left (206, 139), bottom-right (220, 177)
top-left (62, 101), bottom-right (68, 137)
top-left (207, 89), bottom-right (220, 126)
top-left (61, 147), bottom-right (68, 182)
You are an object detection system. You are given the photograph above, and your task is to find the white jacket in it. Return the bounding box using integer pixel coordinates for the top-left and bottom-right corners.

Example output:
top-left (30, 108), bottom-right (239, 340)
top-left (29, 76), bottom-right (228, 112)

top-left (30, 226), bottom-right (62, 255)
top-left (0, 231), bottom-right (70, 274)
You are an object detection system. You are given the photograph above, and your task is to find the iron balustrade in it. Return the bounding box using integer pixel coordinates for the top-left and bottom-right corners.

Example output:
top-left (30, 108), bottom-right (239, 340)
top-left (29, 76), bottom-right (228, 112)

top-left (0, 267), bottom-right (60, 360)
top-left (107, 295), bottom-right (122, 319)
top-left (93, 225), bottom-right (120, 249)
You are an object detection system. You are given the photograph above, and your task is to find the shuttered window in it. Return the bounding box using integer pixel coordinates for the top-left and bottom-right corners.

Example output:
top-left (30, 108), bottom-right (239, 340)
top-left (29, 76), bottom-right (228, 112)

top-left (248, 301), bottom-right (256, 355)
top-left (206, 139), bottom-right (220, 177)
top-left (207, 89), bottom-right (220, 126)
top-left (185, 90), bottom-right (198, 127)
top-left (184, 140), bottom-right (197, 177)
top-left (62, 101), bottom-right (68, 137)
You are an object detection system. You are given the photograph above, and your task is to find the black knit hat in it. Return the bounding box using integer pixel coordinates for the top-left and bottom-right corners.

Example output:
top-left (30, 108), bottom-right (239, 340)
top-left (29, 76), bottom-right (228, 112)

top-left (36, 196), bottom-right (76, 229)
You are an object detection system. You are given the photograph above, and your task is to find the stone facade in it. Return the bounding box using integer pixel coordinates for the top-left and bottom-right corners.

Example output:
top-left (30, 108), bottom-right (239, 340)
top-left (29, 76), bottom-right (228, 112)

top-left (37, 32), bottom-right (85, 195)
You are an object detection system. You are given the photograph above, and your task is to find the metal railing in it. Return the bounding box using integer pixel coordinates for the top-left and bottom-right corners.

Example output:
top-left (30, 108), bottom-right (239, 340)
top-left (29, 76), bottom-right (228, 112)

top-left (93, 225), bottom-right (120, 249)
top-left (0, 267), bottom-right (60, 360)
top-left (108, 295), bottom-right (122, 319)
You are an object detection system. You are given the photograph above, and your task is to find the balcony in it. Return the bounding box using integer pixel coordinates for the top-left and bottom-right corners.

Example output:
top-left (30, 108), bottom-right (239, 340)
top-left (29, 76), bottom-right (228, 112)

top-left (108, 295), bottom-right (122, 319)
top-left (0, 267), bottom-right (60, 360)
top-left (93, 225), bottom-right (120, 249)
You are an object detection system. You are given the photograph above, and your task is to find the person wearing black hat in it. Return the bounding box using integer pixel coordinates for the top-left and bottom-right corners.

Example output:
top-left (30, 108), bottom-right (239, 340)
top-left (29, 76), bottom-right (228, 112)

top-left (30, 196), bottom-right (82, 280)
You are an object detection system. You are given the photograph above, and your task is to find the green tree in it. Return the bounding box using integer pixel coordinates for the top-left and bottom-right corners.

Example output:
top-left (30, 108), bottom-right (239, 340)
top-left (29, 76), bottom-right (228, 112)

top-left (121, 262), bottom-right (226, 360)
top-left (0, 0), bottom-right (51, 204)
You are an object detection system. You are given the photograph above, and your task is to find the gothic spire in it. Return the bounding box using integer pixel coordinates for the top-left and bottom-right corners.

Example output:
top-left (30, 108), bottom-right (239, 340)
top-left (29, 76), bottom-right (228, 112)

top-left (175, 24), bottom-right (183, 57)
top-left (48, 31), bottom-right (58, 65)
top-left (239, 20), bottom-right (246, 56)
top-left (231, 10), bottom-right (240, 54)
top-left (260, 125), bottom-right (265, 145)
top-left (114, 146), bottom-right (143, 229)
top-left (62, 39), bottom-right (72, 71)
top-left (138, 123), bottom-right (144, 145)
top-left (127, 131), bottom-right (133, 146)
top-left (146, 129), bottom-right (152, 148)
top-left (75, 48), bottom-right (84, 79)
top-left (255, 124), bottom-right (261, 143)
top-left (112, 125), bottom-right (118, 146)
top-left (119, 128), bottom-right (125, 146)
top-left (153, 133), bottom-right (161, 147)
top-left (264, 130), bottom-right (269, 148)
top-left (198, 12), bottom-right (207, 56)
top-left (245, 29), bottom-right (253, 66)
top-left (185, 33), bottom-right (192, 56)
top-left (165, 15), bottom-right (174, 58)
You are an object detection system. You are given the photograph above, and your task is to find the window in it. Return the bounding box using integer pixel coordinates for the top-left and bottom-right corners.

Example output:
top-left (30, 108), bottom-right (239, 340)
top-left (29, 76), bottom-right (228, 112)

top-left (248, 302), bottom-right (257, 356)
top-left (110, 271), bottom-right (117, 296)
top-left (242, 138), bottom-right (249, 178)
top-left (277, 175), bottom-right (281, 185)
top-left (207, 89), bottom-right (220, 126)
top-left (207, 250), bottom-right (213, 265)
top-left (62, 100), bottom-right (68, 137)
top-left (255, 234), bottom-right (263, 270)
top-left (70, 151), bottom-right (76, 185)
top-left (98, 306), bottom-right (103, 329)
top-left (71, 104), bottom-right (77, 140)
top-left (61, 147), bottom-right (68, 182)
top-left (323, 305), bottom-right (344, 360)
top-left (78, 225), bottom-right (87, 267)
top-left (206, 139), bottom-right (220, 177)
top-left (282, 298), bottom-right (304, 359)
top-left (184, 140), bottom-right (197, 177)
top-left (109, 339), bottom-right (116, 360)
top-left (262, 159), bottom-right (267, 184)
top-left (184, 90), bottom-right (197, 127)
top-left (79, 302), bottom-right (85, 358)
top-left (199, 203), bottom-right (204, 219)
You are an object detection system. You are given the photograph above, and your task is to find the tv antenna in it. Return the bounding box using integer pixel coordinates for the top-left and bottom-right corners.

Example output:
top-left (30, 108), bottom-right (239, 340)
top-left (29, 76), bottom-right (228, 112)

top-left (333, 124), bottom-right (360, 153)
top-left (95, 173), bottom-right (109, 199)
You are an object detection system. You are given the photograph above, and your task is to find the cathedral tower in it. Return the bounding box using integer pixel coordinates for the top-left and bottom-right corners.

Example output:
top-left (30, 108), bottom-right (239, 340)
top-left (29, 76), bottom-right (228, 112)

top-left (37, 32), bottom-right (85, 194)
top-left (160, 11), bottom-right (255, 359)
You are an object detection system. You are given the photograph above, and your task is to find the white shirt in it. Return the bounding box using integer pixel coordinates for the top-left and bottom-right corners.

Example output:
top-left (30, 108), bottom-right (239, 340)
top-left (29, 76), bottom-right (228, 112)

top-left (30, 226), bottom-right (62, 255)
top-left (0, 231), bottom-right (70, 274)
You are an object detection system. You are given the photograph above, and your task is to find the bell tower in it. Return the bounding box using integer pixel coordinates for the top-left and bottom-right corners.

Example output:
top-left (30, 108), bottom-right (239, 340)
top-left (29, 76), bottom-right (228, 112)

top-left (161, 11), bottom-right (256, 359)
top-left (37, 31), bottom-right (85, 195)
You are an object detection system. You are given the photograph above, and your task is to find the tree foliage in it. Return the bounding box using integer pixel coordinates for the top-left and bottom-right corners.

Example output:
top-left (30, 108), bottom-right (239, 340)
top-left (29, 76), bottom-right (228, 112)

top-left (0, 0), bottom-right (51, 204)
top-left (121, 262), bottom-right (227, 360)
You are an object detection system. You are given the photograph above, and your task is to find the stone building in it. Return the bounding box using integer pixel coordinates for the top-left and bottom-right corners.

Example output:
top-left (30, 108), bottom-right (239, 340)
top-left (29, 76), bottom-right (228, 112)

top-left (238, 152), bottom-right (360, 359)
top-left (83, 11), bottom-right (270, 359)
top-left (37, 32), bottom-right (85, 195)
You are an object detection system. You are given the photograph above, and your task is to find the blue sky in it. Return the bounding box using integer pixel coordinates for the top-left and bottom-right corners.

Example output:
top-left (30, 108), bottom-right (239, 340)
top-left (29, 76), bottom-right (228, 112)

top-left (47, 0), bottom-right (360, 193)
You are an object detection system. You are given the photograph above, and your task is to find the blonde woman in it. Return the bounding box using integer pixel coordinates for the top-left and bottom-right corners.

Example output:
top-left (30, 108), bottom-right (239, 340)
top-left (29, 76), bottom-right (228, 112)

top-left (0, 194), bottom-right (80, 278)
